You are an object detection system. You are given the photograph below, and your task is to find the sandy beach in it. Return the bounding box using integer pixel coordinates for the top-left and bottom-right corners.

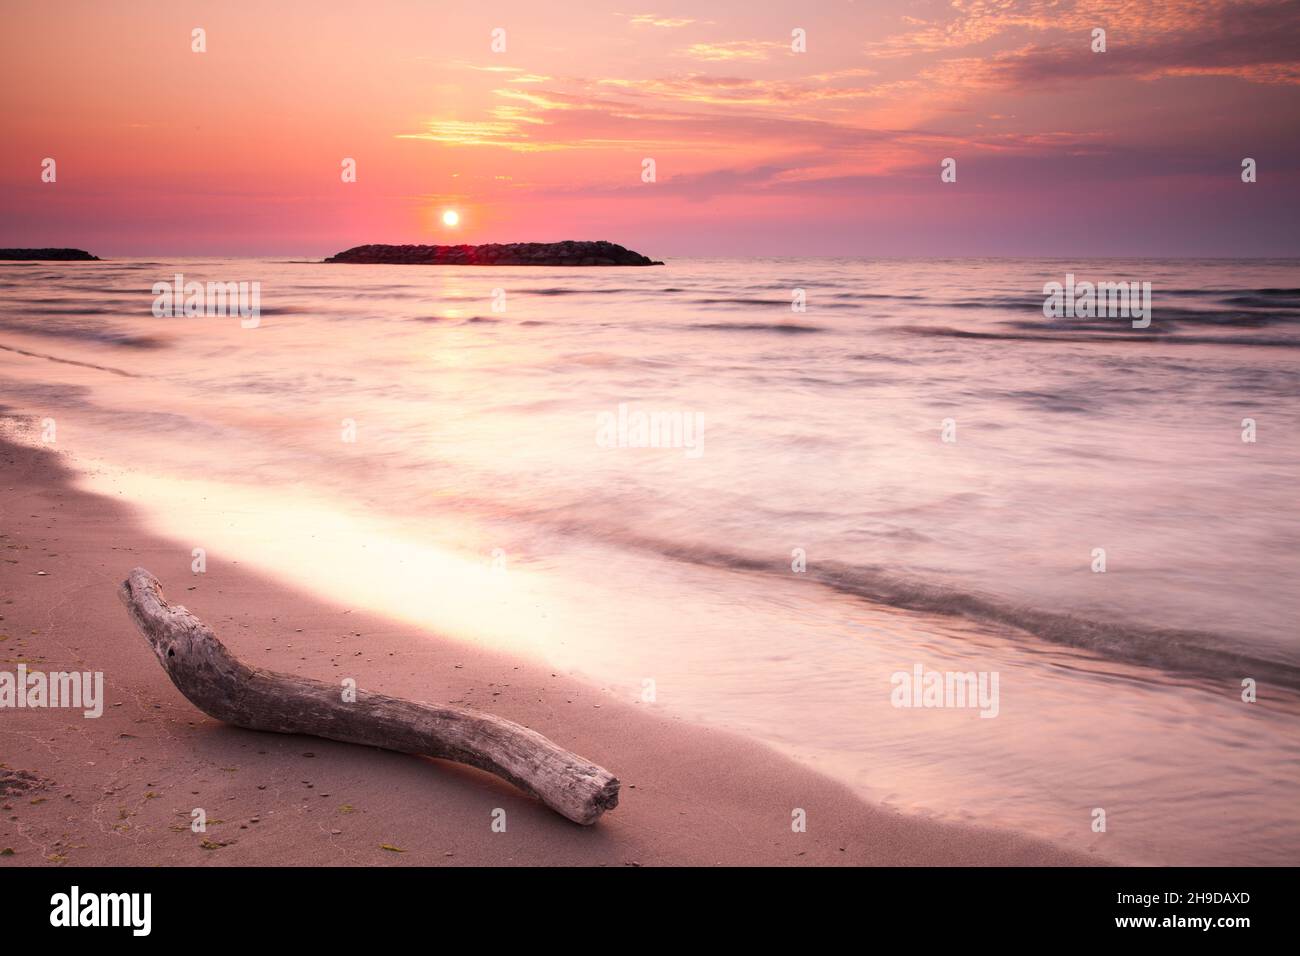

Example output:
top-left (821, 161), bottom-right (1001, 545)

top-left (0, 435), bottom-right (1097, 866)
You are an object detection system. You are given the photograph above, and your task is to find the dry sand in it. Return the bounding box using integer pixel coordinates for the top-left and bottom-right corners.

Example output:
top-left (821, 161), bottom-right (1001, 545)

top-left (0, 437), bottom-right (1099, 866)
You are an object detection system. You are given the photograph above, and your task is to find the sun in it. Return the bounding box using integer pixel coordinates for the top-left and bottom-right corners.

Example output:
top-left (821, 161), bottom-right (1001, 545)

top-left (442, 209), bottom-right (460, 228)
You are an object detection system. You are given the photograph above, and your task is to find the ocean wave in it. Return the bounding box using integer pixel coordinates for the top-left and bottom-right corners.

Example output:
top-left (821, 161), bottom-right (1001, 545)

top-left (689, 321), bottom-right (826, 334)
top-left (692, 296), bottom-right (796, 306)
top-left (925, 295), bottom-right (1300, 321)
top-left (0, 341), bottom-right (141, 376)
top-left (524, 287), bottom-right (642, 296)
top-left (0, 317), bottom-right (164, 348)
top-left (900, 326), bottom-right (1300, 347)
top-left (939, 298), bottom-right (1046, 310)
top-left (6, 304), bottom-right (124, 316)
top-left (1219, 294), bottom-right (1300, 309)
top-left (606, 534), bottom-right (1300, 689)
top-left (1024, 313), bottom-right (1299, 330)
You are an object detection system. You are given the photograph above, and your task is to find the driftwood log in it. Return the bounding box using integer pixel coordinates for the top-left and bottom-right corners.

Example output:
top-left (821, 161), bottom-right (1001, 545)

top-left (117, 567), bottom-right (619, 824)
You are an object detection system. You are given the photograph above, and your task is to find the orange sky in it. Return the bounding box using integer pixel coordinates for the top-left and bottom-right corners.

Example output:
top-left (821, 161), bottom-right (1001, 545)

top-left (2, 0), bottom-right (1297, 256)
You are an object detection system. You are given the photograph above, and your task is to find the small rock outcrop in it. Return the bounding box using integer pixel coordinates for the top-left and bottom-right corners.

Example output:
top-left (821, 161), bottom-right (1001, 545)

top-left (0, 248), bottom-right (99, 261)
top-left (325, 241), bottom-right (663, 266)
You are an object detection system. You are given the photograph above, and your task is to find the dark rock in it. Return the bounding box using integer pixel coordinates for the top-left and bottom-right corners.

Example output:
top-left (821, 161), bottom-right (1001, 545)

top-left (0, 248), bottom-right (99, 261)
top-left (0, 768), bottom-right (51, 797)
top-left (325, 241), bottom-right (663, 266)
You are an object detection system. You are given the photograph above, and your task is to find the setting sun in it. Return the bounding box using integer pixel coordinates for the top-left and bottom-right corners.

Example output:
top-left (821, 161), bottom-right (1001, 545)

top-left (442, 209), bottom-right (459, 228)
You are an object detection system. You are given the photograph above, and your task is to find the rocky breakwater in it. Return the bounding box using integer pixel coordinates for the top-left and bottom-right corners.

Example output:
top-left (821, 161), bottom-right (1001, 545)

top-left (325, 241), bottom-right (663, 266)
top-left (0, 248), bottom-right (100, 260)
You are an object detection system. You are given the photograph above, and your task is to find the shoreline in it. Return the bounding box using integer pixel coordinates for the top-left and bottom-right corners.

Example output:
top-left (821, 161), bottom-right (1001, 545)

top-left (0, 436), bottom-right (1099, 866)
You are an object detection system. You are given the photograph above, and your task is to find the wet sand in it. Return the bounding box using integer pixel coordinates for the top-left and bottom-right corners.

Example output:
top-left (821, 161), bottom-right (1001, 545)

top-left (0, 436), bottom-right (1098, 866)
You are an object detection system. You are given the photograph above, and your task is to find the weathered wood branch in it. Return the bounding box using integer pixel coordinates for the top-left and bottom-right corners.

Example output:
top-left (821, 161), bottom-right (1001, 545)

top-left (117, 567), bottom-right (619, 824)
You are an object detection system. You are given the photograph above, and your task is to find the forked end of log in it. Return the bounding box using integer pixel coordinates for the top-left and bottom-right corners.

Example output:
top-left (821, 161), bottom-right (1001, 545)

top-left (117, 567), bottom-right (619, 825)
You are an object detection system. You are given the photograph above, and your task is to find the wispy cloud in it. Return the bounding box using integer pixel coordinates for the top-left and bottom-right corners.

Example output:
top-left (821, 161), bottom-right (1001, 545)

top-left (866, 0), bottom-right (1300, 86)
top-left (624, 13), bottom-right (698, 28)
top-left (677, 40), bottom-right (784, 62)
